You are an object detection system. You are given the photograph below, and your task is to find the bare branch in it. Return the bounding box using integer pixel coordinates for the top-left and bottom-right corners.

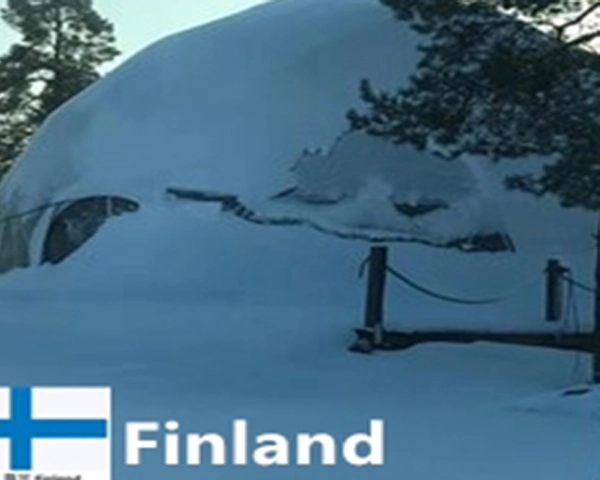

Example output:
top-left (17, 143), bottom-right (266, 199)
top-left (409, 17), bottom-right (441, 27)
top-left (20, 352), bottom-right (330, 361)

top-left (565, 27), bottom-right (600, 47)
top-left (555, 1), bottom-right (600, 38)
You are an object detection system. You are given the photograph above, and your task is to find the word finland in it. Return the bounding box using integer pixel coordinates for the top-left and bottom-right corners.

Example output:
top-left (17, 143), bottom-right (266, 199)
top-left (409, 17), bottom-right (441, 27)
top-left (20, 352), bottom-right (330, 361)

top-left (126, 419), bottom-right (384, 467)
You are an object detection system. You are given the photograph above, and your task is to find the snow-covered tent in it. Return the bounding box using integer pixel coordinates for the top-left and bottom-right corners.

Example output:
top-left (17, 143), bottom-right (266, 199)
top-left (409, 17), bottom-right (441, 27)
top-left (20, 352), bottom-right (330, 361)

top-left (0, 0), bottom-right (515, 271)
top-left (0, 0), bottom-right (594, 329)
top-left (0, 0), bottom-right (423, 272)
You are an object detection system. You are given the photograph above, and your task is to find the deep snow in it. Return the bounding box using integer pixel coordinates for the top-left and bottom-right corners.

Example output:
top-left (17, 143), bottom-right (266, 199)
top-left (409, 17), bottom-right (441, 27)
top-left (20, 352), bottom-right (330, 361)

top-left (0, 0), bottom-right (597, 478)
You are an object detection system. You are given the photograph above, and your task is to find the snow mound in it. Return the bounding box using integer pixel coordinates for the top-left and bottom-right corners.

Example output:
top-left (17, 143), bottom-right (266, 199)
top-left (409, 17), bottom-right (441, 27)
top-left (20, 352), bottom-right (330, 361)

top-left (259, 132), bottom-right (513, 250)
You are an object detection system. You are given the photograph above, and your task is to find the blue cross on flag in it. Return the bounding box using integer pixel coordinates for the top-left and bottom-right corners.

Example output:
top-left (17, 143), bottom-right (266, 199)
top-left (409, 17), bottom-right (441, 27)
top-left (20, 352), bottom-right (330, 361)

top-left (0, 387), bottom-right (111, 479)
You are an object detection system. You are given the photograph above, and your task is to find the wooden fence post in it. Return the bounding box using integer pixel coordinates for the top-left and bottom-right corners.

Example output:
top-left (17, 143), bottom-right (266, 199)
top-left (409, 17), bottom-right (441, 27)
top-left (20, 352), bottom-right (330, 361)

top-left (364, 246), bottom-right (388, 346)
top-left (545, 259), bottom-right (564, 322)
top-left (594, 217), bottom-right (600, 383)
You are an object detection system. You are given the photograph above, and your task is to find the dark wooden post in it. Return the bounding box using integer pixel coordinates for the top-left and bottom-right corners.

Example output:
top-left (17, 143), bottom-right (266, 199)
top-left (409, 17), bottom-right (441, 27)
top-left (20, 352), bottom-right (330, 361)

top-left (594, 217), bottom-right (600, 383)
top-left (364, 246), bottom-right (388, 346)
top-left (545, 259), bottom-right (564, 322)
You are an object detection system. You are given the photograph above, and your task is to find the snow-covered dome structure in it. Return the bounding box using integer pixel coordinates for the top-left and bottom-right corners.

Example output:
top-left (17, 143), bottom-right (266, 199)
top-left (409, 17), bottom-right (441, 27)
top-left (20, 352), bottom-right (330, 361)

top-left (0, 0), bottom-right (594, 332)
top-left (0, 0), bottom-right (425, 272)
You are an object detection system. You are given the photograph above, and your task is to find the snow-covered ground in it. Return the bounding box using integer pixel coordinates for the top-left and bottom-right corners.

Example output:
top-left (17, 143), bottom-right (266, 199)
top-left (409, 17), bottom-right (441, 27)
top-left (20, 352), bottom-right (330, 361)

top-left (0, 0), bottom-right (598, 478)
top-left (0, 208), bottom-right (596, 479)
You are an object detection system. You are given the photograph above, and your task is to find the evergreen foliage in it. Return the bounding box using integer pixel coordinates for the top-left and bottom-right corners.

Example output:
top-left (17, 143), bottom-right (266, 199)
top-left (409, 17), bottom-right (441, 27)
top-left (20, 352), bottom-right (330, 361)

top-left (0, 0), bottom-right (119, 174)
top-left (349, 0), bottom-right (600, 209)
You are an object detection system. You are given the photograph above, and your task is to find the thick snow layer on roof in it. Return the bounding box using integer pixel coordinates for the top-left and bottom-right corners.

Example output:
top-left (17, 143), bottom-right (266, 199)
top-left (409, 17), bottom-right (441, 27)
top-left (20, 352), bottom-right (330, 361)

top-left (0, 0), bottom-right (419, 212)
top-left (290, 134), bottom-right (478, 204)
top-left (253, 132), bottom-right (512, 249)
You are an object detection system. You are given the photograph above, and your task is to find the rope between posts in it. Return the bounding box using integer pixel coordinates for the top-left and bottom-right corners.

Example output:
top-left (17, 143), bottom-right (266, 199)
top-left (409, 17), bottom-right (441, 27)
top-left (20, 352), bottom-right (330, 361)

top-left (561, 274), bottom-right (596, 295)
top-left (0, 199), bottom-right (74, 227)
top-left (359, 255), bottom-right (541, 306)
top-left (385, 265), bottom-right (511, 305)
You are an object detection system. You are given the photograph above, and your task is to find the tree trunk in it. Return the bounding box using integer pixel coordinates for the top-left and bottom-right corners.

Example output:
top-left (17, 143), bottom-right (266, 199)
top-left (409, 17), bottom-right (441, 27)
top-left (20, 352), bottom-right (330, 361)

top-left (594, 215), bottom-right (600, 383)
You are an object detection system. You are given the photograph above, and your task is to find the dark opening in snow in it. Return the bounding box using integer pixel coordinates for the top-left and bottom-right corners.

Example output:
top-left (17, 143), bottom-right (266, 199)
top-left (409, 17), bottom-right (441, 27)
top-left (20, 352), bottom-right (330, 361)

top-left (41, 195), bottom-right (139, 265)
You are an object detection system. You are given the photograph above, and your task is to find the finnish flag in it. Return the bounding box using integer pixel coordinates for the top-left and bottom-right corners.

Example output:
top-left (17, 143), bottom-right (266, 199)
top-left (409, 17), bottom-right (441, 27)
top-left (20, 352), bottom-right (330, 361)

top-left (0, 387), bottom-right (111, 480)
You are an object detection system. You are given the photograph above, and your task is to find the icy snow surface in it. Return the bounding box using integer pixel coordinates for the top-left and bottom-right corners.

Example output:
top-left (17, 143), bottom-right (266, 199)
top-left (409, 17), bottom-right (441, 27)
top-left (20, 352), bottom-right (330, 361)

top-left (0, 0), bottom-right (597, 478)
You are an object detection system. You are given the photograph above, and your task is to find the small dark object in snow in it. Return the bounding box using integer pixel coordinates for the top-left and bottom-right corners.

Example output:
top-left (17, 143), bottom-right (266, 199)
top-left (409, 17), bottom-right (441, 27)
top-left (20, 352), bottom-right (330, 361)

top-left (561, 387), bottom-right (591, 397)
top-left (392, 200), bottom-right (448, 218)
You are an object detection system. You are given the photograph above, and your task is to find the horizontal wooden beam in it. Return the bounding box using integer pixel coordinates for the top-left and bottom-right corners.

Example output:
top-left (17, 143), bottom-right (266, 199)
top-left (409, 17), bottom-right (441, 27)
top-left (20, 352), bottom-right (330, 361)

top-left (352, 328), bottom-right (597, 353)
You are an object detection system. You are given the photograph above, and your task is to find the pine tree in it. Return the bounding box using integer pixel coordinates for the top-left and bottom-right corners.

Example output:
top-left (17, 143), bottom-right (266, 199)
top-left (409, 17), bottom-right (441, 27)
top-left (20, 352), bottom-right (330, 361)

top-left (349, 0), bottom-right (600, 210)
top-left (0, 0), bottom-right (120, 174)
top-left (349, 0), bottom-right (600, 382)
